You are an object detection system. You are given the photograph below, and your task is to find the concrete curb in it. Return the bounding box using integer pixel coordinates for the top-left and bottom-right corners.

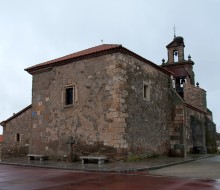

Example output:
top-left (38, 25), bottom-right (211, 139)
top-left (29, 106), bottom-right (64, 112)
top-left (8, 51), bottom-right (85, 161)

top-left (0, 154), bottom-right (216, 173)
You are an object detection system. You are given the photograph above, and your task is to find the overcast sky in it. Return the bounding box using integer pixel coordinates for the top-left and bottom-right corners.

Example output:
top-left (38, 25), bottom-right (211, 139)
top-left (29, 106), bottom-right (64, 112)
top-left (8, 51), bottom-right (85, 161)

top-left (0, 0), bottom-right (220, 134)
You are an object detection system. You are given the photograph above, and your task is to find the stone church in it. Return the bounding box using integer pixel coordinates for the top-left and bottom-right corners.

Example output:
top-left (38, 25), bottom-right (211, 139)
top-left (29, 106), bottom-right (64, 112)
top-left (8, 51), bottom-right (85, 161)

top-left (0, 36), bottom-right (216, 160)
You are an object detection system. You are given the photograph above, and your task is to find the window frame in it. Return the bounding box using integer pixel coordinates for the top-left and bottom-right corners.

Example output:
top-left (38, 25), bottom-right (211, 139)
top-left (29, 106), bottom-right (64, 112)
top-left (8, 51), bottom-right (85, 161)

top-left (64, 85), bottom-right (75, 107)
top-left (143, 82), bottom-right (150, 101)
top-left (16, 133), bottom-right (20, 142)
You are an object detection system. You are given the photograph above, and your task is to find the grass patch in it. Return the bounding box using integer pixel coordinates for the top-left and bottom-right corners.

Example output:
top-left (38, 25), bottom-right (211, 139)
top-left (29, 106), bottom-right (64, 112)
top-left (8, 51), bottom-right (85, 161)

top-left (126, 152), bottom-right (160, 162)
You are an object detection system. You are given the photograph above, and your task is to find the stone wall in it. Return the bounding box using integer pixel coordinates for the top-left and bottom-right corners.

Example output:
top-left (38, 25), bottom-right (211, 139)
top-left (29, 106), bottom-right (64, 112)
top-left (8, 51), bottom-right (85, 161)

top-left (30, 53), bottom-right (130, 159)
top-left (169, 90), bottom-right (186, 157)
top-left (185, 107), bottom-right (206, 153)
top-left (28, 50), bottom-right (216, 160)
top-left (184, 83), bottom-right (207, 112)
top-left (118, 54), bottom-right (173, 156)
top-left (168, 93), bottom-right (216, 156)
top-left (2, 106), bottom-right (31, 158)
top-left (205, 118), bottom-right (217, 153)
top-left (30, 52), bottom-right (180, 160)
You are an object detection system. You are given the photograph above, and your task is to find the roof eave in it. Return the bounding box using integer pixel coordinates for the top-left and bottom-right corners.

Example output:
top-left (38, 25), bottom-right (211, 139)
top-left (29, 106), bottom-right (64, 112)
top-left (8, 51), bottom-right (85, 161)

top-left (25, 46), bottom-right (123, 75)
top-left (0, 121), bottom-right (6, 127)
top-left (25, 45), bottom-right (172, 76)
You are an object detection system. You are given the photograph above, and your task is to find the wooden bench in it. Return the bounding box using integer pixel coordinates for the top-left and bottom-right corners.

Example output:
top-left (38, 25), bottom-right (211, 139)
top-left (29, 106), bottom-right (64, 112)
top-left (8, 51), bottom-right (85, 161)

top-left (27, 154), bottom-right (48, 161)
top-left (79, 156), bottom-right (107, 165)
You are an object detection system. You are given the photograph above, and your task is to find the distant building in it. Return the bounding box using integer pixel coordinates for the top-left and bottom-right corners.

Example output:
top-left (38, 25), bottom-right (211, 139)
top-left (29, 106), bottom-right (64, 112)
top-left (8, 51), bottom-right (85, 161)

top-left (0, 36), bottom-right (216, 160)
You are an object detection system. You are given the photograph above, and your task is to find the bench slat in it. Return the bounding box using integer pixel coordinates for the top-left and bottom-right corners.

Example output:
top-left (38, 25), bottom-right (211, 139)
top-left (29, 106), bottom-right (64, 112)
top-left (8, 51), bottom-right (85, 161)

top-left (27, 154), bottom-right (48, 161)
top-left (80, 156), bottom-right (107, 160)
top-left (79, 156), bottom-right (107, 165)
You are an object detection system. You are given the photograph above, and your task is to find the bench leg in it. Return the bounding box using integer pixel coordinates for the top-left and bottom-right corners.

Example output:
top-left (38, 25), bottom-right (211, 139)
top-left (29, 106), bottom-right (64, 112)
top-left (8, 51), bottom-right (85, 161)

top-left (81, 159), bottom-right (89, 164)
top-left (98, 160), bottom-right (104, 165)
top-left (28, 156), bottom-right (34, 160)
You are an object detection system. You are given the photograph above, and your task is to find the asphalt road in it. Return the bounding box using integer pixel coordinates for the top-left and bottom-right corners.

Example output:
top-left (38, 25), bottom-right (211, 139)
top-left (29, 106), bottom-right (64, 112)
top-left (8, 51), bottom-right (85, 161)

top-left (1, 158), bottom-right (220, 190)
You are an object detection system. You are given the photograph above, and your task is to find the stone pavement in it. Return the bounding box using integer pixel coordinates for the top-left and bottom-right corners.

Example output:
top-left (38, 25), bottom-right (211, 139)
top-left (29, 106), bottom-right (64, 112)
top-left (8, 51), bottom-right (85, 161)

top-left (0, 154), bottom-right (215, 173)
top-left (149, 155), bottom-right (220, 179)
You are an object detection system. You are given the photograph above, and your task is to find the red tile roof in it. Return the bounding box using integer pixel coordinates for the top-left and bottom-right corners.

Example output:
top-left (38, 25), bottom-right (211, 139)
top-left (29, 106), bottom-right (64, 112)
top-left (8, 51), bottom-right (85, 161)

top-left (165, 67), bottom-right (190, 78)
top-left (25, 44), bottom-right (172, 75)
top-left (25, 44), bottom-right (122, 73)
top-left (0, 135), bottom-right (3, 143)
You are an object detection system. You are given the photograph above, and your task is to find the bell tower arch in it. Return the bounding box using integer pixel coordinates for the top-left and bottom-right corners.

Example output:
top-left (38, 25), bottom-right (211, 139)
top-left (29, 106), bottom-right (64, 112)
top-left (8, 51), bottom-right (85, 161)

top-left (167, 36), bottom-right (185, 64)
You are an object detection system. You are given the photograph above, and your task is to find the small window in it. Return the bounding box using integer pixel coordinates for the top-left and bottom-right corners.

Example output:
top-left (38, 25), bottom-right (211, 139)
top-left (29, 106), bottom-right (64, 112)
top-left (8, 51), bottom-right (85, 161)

top-left (65, 87), bottom-right (74, 105)
top-left (143, 83), bottom-right (150, 101)
top-left (16, 133), bottom-right (20, 142)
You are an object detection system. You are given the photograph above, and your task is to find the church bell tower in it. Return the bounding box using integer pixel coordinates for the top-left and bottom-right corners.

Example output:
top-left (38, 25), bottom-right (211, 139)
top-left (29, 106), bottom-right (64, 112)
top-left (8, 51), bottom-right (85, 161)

top-left (161, 36), bottom-right (195, 97)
